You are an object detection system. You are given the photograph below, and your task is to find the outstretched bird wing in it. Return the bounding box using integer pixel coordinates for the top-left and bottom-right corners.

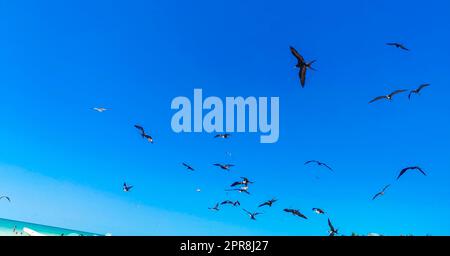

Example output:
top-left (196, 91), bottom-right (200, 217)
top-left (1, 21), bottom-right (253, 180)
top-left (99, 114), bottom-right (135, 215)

top-left (397, 168), bottom-right (409, 179)
top-left (322, 163), bottom-right (334, 171)
top-left (284, 209), bottom-right (294, 214)
top-left (258, 202), bottom-right (269, 208)
top-left (372, 184), bottom-right (391, 199)
top-left (415, 167), bottom-right (427, 176)
top-left (417, 83), bottom-right (431, 92)
top-left (399, 44), bottom-right (409, 51)
top-left (328, 218), bottom-right (335, 231)
top-left (369, 96), bottom-right (388, 104)
top-left (243, 209), bottom-right (252, 215)
top-left (290, 46), bottom-right (305, 64)
top-left (397, 167), bottom-right (427, 180)
top-left (386, 43), bottom-right (409, 51)
top-left (0, 196), bottom-right (10, 202)
top-left (297, 211), bottom-right (308, 219)
top-left (134, 125), bottom-right (144, 132)
top-left (390, 89), bottom-right (407, 97)
top-left (299, 66), bottom-right (307, 87)
top-left (182, 163), bottom-right (193, 170)
top-left (230, 181), bottom-right (242, 187)
top-left (372, 192), bottom-right (383, 201)
top-left (242, 190), bottom-right (251, 195)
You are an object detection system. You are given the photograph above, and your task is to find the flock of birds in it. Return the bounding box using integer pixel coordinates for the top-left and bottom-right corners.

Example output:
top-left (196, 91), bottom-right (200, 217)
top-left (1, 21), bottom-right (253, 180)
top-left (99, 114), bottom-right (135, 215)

top-left (0, 41), bottom-right (431, 236)
top-left (113, 42), bottom-right (430, 236)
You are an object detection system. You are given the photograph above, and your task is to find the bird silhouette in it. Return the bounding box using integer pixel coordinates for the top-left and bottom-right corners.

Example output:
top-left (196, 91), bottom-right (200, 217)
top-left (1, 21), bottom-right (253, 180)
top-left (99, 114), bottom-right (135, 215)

top-left (312, 208), bottom-right (326, 215)
top-left (305, 160), bottom-right (333, 171)
top-left (258, 198), bottom-right (278, 208)
top-left (372, 185), bottom-right (391, 200)
top-left (284, 208), bottom-right (308, 219)
top-left (369, 90), bottom-right (407, 104)
top-left (214, 134), bottom-right (231, 139)
top-left (221, 200), bottom-right (241, 207)
top-left (243, 209), bottom-right (262, 220)
top-left (290, 46), bottom-right (316, 87)
top-left (182, 163), bottom-right (195, 171)
top-left (123, 182), bottom-right (134, 192)
top-left (208, 203), bottom-right (220, 211)
top-left (397, 166), bottom-right (427, 180)
top-left (386, 42), bottom-right (409, 51)
top-left (409, 83), bottom-right (431, 99)
top-left (134, 125), bottom-right (154, 143)
top-left (213, 163), bottom-right (235, 171)
top-left (93, 107), bottom-right (109, 113)
top-left (230, 177), bottom-right (254, 187)
top-left (328, 218), bottom-right (339, 236)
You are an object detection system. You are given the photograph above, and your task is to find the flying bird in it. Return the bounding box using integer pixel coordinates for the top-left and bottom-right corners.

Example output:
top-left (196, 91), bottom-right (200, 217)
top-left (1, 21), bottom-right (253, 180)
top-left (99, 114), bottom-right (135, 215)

top-left (196, 188), bottom-right (201, 193)
top-left (182, 163), bottom-right (195, 171)
top-left (312, 208), bottom-right (326, 215)
top-left (213, 163), bottom-right (235, 171)
top-left (386, 42), bottom-right (409, 51)
top-left (305, 160), bottom-right (333, 171)
top-left (409, 83), bottom-right (431, 99)
top-left (243, 209), bottom-right (262, 220)
top-left (134, 125), bottom-right (154, 143)
top-left (208, 203), bottom-right (220, 211)
top-left (226, 187), bottom-right (250, 195)
top-left (93, 107), bottom-right (109, 113)
top-left (397, 166), bottom-right (427, 180)
top-left (328, 218), bottom-right (339, 236)
top-left (0, 196), bottom-right (11, 203)
top-left (290, 46), bottom-right (316, 88)
top-left (284, 209), bottom-right (308, 219)
top-left (230, 177), bottom-right (254, 187)
top-left (369, 89), bottom-right (407, 104)
top-left (372, 184), bottom-right (391, 201)
top-left (123, 183), bottom-right (133, 192)
top-left (259, 198), bottom-right (278, 208)
top-left (214, 134), bottom-right (231, 139)
top-left (221, 200), bottom-right (241, 207)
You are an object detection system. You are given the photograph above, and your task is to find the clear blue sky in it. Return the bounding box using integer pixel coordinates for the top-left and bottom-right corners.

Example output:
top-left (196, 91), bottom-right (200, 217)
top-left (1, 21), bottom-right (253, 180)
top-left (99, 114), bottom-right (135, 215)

top-left (1, 0), bottom-right (449, 235)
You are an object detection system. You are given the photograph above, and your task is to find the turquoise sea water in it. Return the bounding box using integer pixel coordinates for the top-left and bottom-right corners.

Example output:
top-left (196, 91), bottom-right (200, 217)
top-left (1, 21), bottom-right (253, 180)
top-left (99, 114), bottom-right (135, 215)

top-left (0, 218), bottom-right (100, 236)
